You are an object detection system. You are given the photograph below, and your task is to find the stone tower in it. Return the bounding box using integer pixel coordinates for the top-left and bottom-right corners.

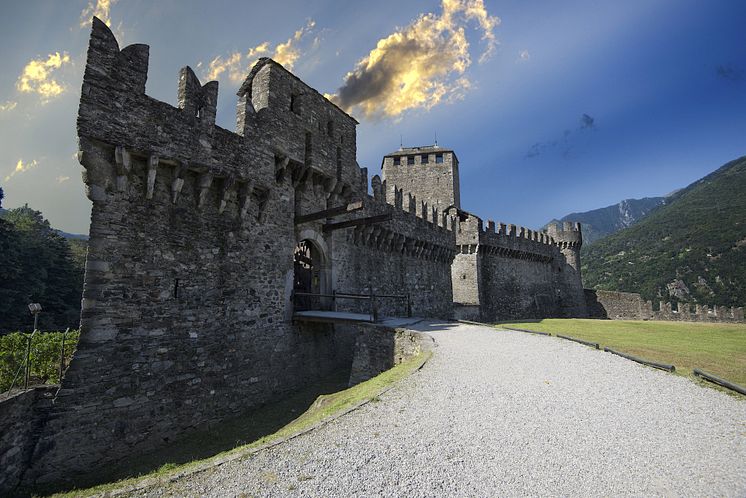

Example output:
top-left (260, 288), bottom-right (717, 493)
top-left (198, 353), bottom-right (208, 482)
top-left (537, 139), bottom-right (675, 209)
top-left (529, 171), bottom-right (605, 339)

top-left (381, 145), bottom-right (461, 212)
top-left (546, 221), bottom-right (583, 273)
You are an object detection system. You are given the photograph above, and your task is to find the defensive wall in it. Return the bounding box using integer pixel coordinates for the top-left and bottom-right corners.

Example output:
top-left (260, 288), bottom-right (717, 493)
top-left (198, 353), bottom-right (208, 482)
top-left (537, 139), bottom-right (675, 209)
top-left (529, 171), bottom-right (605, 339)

top-left (585, 289), bottom-right (745, 323)
top-left (449, 214), bottom-right (587, 322)
top-left (5, 18), bottom-right (456, 493)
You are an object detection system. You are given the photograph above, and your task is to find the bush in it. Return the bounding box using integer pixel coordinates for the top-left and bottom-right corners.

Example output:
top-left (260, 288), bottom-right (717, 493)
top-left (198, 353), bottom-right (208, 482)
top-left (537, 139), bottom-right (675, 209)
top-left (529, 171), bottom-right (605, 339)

top-left (0, 329), bottom-right (80, 392)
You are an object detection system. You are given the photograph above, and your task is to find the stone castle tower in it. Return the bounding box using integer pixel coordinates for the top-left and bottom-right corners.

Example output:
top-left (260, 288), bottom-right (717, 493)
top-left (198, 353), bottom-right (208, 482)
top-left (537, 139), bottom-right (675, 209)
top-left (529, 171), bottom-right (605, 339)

top-left (381, 145), bottom-right (461, 212)
top-left (380, 144), bottom-right (587, 321)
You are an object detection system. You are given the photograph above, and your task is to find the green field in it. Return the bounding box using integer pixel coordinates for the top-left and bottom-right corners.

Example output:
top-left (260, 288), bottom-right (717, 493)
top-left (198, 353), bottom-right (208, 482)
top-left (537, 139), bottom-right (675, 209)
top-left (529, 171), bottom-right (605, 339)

top-left (498, 319), bottom-right (746, 388)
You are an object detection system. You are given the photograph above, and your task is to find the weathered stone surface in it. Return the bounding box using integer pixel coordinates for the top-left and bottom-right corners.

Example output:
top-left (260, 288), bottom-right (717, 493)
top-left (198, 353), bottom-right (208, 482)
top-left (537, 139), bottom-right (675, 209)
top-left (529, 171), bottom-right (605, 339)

top-left (18, 17), bottom-right (457, 490)
top-left (585, 289), bottom-right (744, 323)
top-left (0, 387), bottom-right (56, 493)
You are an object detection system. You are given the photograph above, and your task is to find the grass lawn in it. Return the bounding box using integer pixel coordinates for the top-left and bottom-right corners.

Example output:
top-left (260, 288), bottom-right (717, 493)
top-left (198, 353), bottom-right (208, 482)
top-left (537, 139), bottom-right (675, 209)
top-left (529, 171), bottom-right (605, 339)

top-left (497, 319), bottom-right (746, 388)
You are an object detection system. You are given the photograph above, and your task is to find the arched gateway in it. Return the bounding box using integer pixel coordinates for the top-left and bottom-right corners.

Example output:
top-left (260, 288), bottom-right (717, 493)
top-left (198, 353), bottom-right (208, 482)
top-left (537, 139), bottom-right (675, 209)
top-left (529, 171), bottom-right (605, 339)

top-left (293, 230), bottom-right (331, 311)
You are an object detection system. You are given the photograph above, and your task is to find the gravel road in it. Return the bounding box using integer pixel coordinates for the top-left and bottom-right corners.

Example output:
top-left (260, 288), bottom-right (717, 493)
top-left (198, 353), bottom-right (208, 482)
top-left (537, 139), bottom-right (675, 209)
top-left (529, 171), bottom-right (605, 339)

top-left (135, 321), bottom-right (746, 497)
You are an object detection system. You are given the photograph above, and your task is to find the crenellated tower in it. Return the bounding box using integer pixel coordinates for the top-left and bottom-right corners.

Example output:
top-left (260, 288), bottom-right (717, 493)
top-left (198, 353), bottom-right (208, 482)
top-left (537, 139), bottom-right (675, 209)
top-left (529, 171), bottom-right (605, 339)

top-left (381, 145), bottom-right (461, 212)
top-left (546, 221), bottom-right (583, 273)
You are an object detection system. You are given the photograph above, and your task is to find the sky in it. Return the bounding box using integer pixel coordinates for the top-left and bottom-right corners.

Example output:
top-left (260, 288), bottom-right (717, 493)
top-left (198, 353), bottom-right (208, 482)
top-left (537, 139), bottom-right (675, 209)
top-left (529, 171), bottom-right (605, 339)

top-left (0, 0), bottom-right (744, 235)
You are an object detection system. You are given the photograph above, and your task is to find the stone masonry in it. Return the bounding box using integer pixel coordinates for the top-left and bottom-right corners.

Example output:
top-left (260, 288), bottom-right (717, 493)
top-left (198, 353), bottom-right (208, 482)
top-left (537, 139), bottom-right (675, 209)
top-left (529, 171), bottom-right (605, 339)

top-left (8, 18), bottom-right (456, 492)
top-left (382, 145), bottom-right (587, 321)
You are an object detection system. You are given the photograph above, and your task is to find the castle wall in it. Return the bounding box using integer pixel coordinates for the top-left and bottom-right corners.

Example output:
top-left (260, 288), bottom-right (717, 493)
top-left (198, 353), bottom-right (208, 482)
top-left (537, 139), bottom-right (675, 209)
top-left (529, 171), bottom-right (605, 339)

top-left (21, 19), bottom-right (456, 491)
top-left (585, 289), bottom-right (744, 323)
top-left (452, 215), bottom-right (587, 322)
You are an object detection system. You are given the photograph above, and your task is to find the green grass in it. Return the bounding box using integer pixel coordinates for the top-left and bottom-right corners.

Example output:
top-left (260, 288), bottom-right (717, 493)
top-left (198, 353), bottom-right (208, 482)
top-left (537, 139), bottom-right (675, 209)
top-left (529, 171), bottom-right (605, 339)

top-left (51, 350), bottom-right (431, 497)
top-left (498, 319), bottom-right (746, 387)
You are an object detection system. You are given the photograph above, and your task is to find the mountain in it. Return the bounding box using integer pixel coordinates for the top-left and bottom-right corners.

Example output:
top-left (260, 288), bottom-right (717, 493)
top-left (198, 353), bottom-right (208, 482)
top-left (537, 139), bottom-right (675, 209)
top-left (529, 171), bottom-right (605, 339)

top-left (546, 196), bottom-right (667, 246)
top-left (581, 155), bottom-right (746, 306)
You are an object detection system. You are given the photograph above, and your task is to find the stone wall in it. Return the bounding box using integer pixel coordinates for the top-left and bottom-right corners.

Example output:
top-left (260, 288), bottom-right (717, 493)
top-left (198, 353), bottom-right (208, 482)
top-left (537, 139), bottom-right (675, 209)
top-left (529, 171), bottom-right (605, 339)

top-left (585, 289), bottom-right (744, 323)
top-left (451, 213), bottom-right (587, 322)
top-left (348, 324), bottom-right (426, 386)
top-left (20, 18), bottom-right (457, 491)
top-left (0, 387), bottom-right (56, 494)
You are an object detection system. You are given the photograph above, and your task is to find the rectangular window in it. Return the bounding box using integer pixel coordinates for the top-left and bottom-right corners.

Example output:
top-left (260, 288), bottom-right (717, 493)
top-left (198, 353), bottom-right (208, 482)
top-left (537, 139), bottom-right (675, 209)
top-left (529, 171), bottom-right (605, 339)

top-left (393, 157), bottom-right (400, 166)
top-left (435, 153), bottom-right (444, 164)
top-left (407, 155), bottom-right (415, 165)
top-left (421, 154), bottom-right (429, 164)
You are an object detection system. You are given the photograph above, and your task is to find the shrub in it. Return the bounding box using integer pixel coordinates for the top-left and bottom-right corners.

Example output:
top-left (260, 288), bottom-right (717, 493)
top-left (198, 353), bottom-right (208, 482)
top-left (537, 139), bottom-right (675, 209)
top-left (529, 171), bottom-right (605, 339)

top-left (0, 329), bottom-right (80, 392)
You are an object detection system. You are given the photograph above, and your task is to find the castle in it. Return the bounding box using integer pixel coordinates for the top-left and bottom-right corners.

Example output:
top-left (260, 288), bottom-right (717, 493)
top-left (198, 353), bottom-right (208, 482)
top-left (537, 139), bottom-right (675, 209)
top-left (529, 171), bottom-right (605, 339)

top-left (0, 18), bottom-right (591, 492)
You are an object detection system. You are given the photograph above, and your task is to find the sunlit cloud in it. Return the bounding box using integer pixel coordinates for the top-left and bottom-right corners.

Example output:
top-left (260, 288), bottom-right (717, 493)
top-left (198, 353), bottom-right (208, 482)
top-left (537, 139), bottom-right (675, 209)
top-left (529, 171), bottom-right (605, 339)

top-left (272, 20), bottom-right (315, 70)
top-left (201, 21), bottom-right (315, 84)
top-left (0, 101), bottom-right (17, 112)
top-left (57, 175), bottom-right (71, 184)
top-left (80, 0), bottom-right (117, 28)
top-left (327, 0), bottom-right (499, 120)
top-left (5, 159), bottom-right (39, 182)
top-left (519, 50), bottom-right (530, 61)
top-left (16, 52), bottom-right (71, 102)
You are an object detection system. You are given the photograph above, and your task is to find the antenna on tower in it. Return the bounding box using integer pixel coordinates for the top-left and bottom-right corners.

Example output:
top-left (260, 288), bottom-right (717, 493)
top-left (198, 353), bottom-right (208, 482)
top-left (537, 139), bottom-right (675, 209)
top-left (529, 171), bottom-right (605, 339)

top-left (434, 130), bottom-right (438, 147)
top-left (399, 134), bottom-right (403, 150)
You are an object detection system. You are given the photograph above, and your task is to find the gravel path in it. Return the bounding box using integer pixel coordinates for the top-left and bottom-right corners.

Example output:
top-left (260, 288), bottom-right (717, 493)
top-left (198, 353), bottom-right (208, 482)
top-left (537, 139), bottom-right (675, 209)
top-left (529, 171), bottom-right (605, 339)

top-left (136, 322), bottom-right (746, 497)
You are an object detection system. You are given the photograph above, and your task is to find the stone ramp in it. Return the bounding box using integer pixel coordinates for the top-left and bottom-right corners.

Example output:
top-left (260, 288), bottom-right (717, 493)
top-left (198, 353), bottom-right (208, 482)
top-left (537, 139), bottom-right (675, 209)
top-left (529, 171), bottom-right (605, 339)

top-left (132, 321), bottom-right (746, 497)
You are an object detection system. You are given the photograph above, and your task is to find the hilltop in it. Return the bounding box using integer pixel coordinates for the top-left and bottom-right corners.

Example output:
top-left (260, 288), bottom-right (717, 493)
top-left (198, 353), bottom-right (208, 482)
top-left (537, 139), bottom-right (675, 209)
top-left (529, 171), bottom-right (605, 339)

top-left (581, 156), bottom-right (746, 306)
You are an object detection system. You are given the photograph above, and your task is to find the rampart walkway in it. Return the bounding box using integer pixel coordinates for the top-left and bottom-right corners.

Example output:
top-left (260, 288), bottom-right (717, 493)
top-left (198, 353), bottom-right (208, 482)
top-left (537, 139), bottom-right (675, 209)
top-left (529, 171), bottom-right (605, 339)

top-left (136, 322), bottom-right (746, 497)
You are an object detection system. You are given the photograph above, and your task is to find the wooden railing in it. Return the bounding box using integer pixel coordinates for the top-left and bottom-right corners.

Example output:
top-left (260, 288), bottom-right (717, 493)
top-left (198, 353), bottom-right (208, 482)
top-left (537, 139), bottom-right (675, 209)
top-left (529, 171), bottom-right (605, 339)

top-left (292, 290), bottom-right (412, 322)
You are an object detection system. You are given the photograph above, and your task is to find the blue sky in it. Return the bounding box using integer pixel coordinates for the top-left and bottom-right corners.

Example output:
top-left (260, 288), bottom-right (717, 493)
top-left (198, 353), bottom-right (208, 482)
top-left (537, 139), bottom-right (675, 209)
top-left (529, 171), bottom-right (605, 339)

top-left (0, 0), bottom-right (744, 234)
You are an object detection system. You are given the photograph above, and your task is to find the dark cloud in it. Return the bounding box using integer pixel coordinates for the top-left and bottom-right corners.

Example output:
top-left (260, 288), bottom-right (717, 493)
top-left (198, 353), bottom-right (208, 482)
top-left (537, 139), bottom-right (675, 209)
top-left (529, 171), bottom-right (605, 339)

top-left (525, 114), bottom-right (596, 159)
top-left (716, 64), bottom-right (743, 82)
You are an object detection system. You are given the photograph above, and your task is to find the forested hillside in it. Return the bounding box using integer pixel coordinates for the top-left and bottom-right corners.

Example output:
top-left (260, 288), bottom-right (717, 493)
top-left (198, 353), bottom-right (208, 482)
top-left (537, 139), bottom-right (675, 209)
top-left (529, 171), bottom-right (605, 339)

top-left (582, 156), bottom-right (746, 306)
top-left (0, 187), bottom-right (85, 333)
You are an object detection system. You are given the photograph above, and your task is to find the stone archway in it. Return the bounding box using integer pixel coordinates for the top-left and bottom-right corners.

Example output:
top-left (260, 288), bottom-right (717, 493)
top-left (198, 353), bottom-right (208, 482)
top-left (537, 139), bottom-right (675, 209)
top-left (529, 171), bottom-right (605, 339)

top-left (293, 229), bottom-right (332, 310)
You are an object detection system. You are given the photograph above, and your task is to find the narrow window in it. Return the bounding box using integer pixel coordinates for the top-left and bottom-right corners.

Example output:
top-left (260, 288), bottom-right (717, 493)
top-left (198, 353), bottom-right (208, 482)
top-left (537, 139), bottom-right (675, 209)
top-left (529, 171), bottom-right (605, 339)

top-left (407, 155), bottom-right (415, 165)
top-left (336, 146), bottom-right (342, 180)
top-left (173, 278), bottom-right (180, 299)
top-left (421, 154), bottom-right (429, 164)
top-left (290, 93), bottom-right (300, 114)
top-left (393, 157), bottom-right (400, 166)
top-left (435, 153), bottom-right (444, 164)
top-left (327, 120), bottom-right (334, 137)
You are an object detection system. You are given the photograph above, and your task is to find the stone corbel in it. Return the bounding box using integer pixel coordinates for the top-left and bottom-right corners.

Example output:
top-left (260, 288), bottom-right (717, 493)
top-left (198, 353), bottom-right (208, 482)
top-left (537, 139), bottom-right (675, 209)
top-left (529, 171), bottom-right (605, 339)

top-left (115, 145), bottom-right (131, 192)
top-left (219, 176), bottom-right (236, 214)
top-left (197, 173), bottom-right (213, 209)
top-left (146, 155), bottom-right (159, 199)
top-left (238, 179), bottom-right (255, 219)
top-left (171, 162), bottom-right (186, 204)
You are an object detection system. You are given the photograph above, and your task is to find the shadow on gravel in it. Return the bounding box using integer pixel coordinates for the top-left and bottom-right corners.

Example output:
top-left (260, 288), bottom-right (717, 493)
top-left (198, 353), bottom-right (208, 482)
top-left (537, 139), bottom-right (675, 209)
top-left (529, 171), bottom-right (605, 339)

top-left (33, 369), bottom-right (350, 497)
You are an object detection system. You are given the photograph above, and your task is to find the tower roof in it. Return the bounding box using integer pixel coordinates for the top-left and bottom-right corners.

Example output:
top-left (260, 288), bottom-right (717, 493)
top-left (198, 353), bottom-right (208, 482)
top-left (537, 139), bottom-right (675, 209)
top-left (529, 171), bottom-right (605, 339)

top-left (383, 144), bottom-right (455, 157)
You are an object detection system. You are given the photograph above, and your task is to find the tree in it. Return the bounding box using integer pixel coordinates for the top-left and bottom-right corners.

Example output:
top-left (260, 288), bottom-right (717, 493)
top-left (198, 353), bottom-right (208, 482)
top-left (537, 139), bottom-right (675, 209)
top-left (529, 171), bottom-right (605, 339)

top-left (0, 205), bottom-right (84, 332)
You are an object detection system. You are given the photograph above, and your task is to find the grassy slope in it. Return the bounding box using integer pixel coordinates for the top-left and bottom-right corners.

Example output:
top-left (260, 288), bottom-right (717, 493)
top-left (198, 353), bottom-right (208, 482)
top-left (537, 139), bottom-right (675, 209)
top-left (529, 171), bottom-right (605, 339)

top-left (499, 319), bottom-right (746, 386)
top-left (53, 350), bottom-right (431, 497)
top-left (582, 156), bottom-right (746, 306)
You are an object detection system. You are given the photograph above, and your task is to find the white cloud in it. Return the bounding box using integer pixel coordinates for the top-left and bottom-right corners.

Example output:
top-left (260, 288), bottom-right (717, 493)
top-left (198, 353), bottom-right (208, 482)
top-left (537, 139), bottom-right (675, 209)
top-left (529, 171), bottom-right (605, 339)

top-left (519, 49), bottom-right (530, 61)
top-left (327, 0), bottom-right (500, 120)
top-left (16, 52), bottom-right (71, 102)
top-left (0, 101), bottom-right (17, 112)
top-left (56, 175), bottom-right (71, 184)
top-left (5, 159), bottom-right (39, 182)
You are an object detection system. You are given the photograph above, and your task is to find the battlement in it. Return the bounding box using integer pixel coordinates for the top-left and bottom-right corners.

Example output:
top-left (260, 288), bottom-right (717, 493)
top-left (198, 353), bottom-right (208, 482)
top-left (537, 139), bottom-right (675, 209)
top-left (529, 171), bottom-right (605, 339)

top-left (545, 221), bottom-right (582, 249)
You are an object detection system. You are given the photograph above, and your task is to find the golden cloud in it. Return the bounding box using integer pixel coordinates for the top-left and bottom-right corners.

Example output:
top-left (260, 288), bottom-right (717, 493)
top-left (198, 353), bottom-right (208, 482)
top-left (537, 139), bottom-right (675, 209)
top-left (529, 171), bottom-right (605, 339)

top-left (328, 0), bottom-right (499, 120)
top-left (16, 52), bottom-right (71, 102)
top-left (80, 0), bottom-right (117, 28)
top-left (201, 21), bottom-right (315, 84)
top-left (0, 101), bottom-right (17, 112)
top-left (5, 159), bottom-right (39, 182)
top-left (272, 20), bottom-right (315, 71)
top-left (57, 176), bottom-right (71, 184)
